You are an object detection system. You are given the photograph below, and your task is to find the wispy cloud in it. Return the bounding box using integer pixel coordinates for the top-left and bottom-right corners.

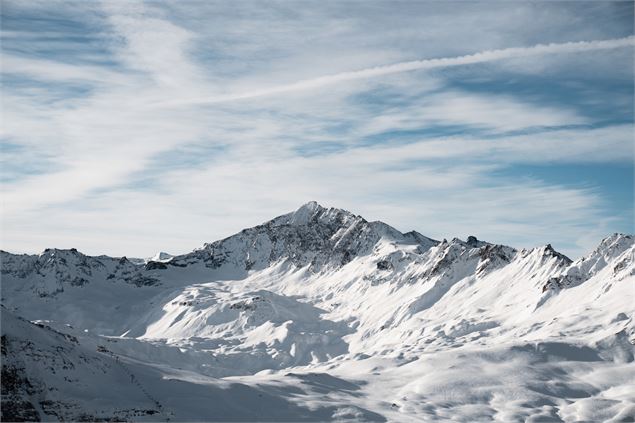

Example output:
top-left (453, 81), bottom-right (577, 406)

top-left (157, 36), bottom-right (635, 108)
top-left (0, 0), bottom-right (632, 259)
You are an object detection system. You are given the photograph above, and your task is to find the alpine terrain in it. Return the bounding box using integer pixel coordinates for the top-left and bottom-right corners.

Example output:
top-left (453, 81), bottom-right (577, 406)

top-left (1, 202), bottom-right (634, 422)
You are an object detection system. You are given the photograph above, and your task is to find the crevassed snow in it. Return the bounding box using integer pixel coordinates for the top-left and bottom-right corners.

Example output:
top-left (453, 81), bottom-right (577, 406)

top-left (1, 202), bottom-right (634, 422)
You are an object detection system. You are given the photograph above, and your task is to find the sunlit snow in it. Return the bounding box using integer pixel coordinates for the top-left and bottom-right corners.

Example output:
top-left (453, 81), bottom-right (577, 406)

top-left (1, 202), bottom-right (634, 421)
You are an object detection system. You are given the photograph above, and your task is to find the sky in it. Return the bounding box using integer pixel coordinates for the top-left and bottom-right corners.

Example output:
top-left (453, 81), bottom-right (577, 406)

top-left (0, 1), bottom-right (633, 259)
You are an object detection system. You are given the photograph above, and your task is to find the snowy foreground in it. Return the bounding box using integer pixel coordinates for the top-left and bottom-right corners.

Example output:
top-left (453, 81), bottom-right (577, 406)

top-left (1, 202), bottom-right (634, 422)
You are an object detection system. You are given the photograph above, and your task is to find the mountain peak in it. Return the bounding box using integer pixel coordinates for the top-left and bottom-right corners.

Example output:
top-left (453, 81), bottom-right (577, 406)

top-left (184, 202), bottom-right (438, 273)
top-left (286, 201), bottom-right (328, 225)
top-left (275, 202), bottom-right (363, 229)
top-left (593, 233), bottom-right (633, 258)
top-left (149, 252), bottom-right (174, 263)
top-left (298, 200), bottom-right (322, 212)
top-left (540, 243), bottom-right (572, 264)
top-left (541, 234), bottom-right (633, 292)
top-left (39, 247), bottom-right (82, 257)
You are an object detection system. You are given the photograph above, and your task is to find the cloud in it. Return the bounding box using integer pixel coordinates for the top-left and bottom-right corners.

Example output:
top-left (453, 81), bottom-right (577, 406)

top-left (0, 0), bottom-right (632, 260)
top-left (0, 139), bottom-right (615, 260)
top-left (1, 54), bottom-right (122, 83)
top-left (347, 124), bottom-right (634, 165)
top-left (156, 36), bottom-right (635, 108)
top-left (354, 91), bottom-right (588, 135)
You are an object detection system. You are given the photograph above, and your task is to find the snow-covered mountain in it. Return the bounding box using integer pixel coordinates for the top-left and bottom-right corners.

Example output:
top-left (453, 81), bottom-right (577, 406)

top-left (2, 202), bottom-right (634, 422)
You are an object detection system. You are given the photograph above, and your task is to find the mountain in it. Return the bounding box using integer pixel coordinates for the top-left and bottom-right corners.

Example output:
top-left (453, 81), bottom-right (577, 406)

top-left (2, 202), bottom-right (634, 422)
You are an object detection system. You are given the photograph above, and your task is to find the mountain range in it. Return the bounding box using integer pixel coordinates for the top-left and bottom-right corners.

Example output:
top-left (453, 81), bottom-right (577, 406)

top-left (1, 202), bottom-right (634, 422)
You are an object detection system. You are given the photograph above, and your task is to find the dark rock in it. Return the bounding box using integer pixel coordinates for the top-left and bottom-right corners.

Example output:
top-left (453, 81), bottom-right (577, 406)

top-left (476, 245), bottom-right (515, 275)
top-left (376, 260), bottom-right (393, 271)
top-left (1, 397), bottom-right (40, 421)
top-left (70, 277), bottom-right (89, 287)
top-left (543, 244), bottom-right (572, 264)
top-left (129, 275), bottom-right (160, 287)
top-left (145, 261), bottom-right (168, 271)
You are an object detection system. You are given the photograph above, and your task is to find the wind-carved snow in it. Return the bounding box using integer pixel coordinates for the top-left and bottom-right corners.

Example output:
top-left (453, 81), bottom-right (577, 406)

top-left (1, 202), bottom-right (634, 422)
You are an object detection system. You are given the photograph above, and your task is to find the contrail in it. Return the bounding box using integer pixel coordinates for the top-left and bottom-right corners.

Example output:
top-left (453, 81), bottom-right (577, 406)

top-left (158, 36), bottom-right (634, 107)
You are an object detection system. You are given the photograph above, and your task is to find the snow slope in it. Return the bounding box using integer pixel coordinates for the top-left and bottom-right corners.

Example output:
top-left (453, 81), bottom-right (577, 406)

top-left (1, 202), bottom-right (634, 421)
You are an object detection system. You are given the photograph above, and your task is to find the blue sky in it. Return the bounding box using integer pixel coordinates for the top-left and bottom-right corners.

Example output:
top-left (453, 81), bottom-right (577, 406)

top-left (1, 1), bottom-right (633, 259)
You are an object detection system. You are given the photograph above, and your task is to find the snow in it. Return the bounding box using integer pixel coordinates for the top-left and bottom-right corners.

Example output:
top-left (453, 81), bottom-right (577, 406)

top-left (1, 202), bottom-right (634, 421)
top-left (149, 252), bottom-right (175, 263)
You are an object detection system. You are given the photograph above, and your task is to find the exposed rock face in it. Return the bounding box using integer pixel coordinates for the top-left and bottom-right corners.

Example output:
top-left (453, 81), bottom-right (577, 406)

top-left (145, 261), bottom-right (168, 271)
top-left (543, 234), bottom-right (633, 292)
top-left (376, 260), bottom-right (393, 271)
top-left (476, 244), bottom-right (516, 275)
top-left (0, 308), bottom-right (164, 422)
top-left (0, 247), bottom-right (163, 295)
top-left (170, 201), bottom-right (439, 272)
top-left (1, 332), bottom-right (41, 422)
top-left (0, 249), bottom-right (104, 297)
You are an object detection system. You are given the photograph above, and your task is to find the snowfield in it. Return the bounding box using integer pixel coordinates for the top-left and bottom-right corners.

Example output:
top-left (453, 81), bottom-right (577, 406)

top-left (1, 202), bottom-right (634, 421)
